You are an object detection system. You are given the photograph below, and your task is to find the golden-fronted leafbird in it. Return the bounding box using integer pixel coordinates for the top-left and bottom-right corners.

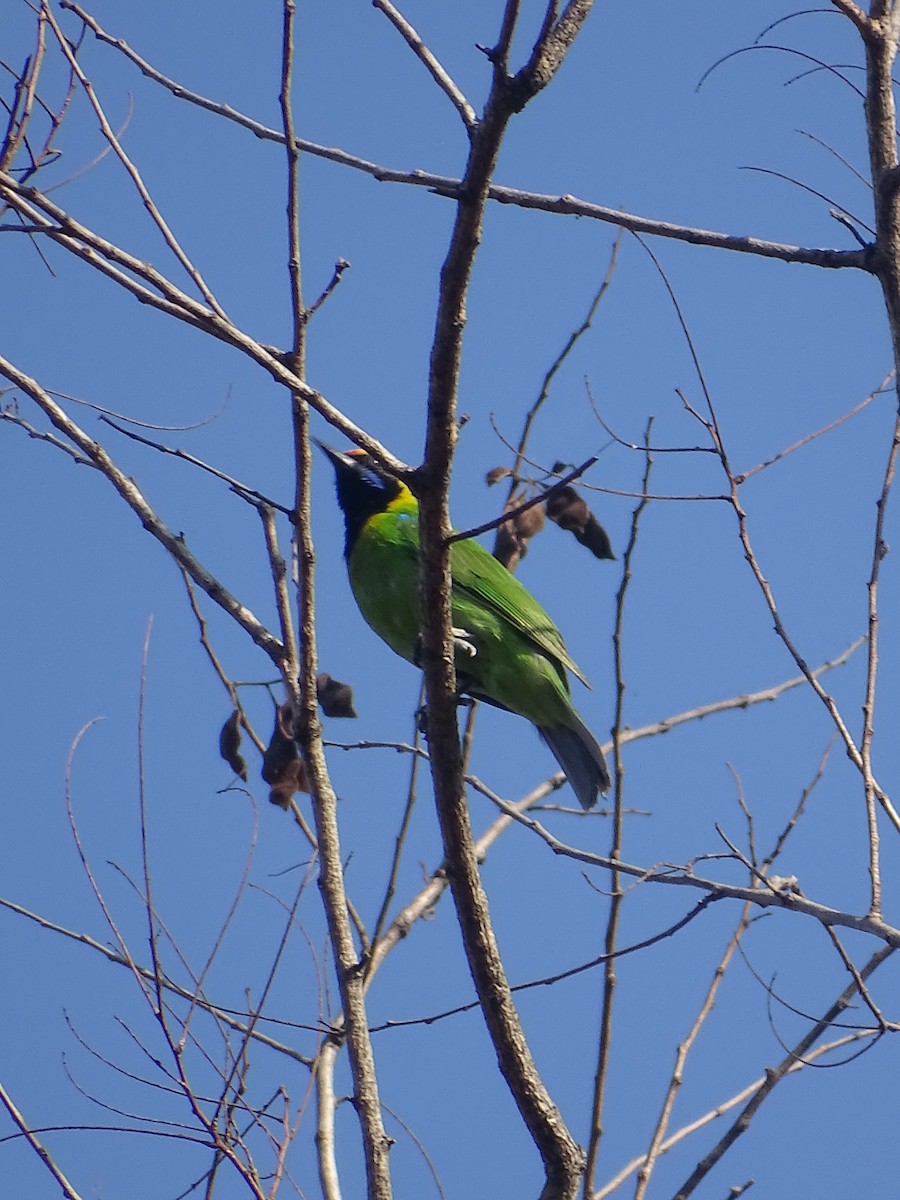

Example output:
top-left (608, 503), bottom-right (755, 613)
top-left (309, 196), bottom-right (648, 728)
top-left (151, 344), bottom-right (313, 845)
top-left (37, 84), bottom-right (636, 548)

top-left (319, 443), bottom-right (611, 808)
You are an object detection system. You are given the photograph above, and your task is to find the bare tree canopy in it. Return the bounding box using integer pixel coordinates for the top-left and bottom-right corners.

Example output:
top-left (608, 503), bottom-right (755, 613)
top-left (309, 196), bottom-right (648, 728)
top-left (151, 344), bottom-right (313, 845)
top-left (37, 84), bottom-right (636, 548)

top-left (3, 3), bottom-right (900, 1199)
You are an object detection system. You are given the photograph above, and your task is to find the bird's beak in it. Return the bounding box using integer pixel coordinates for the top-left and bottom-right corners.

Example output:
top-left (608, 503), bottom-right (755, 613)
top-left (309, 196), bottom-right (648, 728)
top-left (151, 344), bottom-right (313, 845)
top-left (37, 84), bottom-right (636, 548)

top-left (313, 439), bottom-right (353, 470)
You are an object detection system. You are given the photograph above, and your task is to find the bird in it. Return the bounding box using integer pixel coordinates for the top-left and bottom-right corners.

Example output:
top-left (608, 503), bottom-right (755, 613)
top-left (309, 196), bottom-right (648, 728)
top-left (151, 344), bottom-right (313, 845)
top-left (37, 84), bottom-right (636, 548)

top-left (318, 442), bottom-right (611, 808)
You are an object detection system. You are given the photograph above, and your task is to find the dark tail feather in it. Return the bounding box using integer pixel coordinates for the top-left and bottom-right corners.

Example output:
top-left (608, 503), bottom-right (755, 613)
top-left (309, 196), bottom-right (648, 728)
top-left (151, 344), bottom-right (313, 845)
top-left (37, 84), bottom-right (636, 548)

top-left (539, 716), bottom-right (611, 810)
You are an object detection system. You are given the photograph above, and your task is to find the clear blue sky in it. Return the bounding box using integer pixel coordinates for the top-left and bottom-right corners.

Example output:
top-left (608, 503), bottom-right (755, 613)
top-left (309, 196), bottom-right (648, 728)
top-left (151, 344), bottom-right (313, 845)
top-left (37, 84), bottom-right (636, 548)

top-left (3, 2), bottom-right (899, 1197)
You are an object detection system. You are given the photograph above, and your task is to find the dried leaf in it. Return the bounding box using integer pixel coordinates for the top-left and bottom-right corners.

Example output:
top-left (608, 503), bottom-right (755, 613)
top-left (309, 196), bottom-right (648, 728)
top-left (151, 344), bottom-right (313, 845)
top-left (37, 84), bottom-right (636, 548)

top-left (485, 465), bottom-right (511, 486)
top-left (493, 519), bottom-right (522, 570)
top-left (545, 485), bottom-right (589, 531)
top-left (514, 499), bottom-right (545, 541)
top-left (262, 703), bottom-right (309, 806)
top-left (268, 759), bottom-right (310, 809)
top-left (317, 673), bottom-right (357, 719)
top-left (575, 512), bottom-right (615, 560)
top-left (545, 485), bottom-right (615, 561)
top-left (218, 710), bottom-right (248, 781)
top-left (493, 490), bottom-right (546, 570)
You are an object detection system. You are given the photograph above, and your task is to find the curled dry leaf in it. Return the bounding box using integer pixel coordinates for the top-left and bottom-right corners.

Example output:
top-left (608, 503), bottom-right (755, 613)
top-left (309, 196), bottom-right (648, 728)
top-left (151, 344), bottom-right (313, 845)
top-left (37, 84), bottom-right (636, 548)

top-left (218, 709), bottom-right (248, 781)
top-left (268, 759), bottom-right (309, 810)
top-left (262, 702), bottom-right (309, 807)
top-left (317, 672), bottom-right (357, 719)
top-left (493, 518), bottom-right (522, 570)
top-left (485, 465), bottom-right (512, 486)
top-left (493, 490), bottom-right (546, 570)
top-left (514, 498), bottom-right (545, 541)
top-left (545, 485), bottom-right (615, 561)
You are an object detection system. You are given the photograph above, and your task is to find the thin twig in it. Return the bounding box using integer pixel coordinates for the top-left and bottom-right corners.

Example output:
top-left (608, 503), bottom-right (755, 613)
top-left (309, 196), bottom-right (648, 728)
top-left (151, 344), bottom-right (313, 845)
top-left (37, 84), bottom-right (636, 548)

top-left (494, 232), bottom-right (622, 552)
top-left (372, 0), bottom-right (476, 128)
top-left (635, 234), bottom-right (900, 837)
top-left (859, 404), bottom-right (900, 915)
top-left (257, 503), bottom-right (299, 678)
top-left (0, 1081), bottom-right (85, 1200)
top-left (635, 911), bottom-right (752, 1200)
top-left (372, 897), bottom-right (717, 1032)
top-left (584, 419), bottom-right (653, 1197)
top-left (453, 454), bottom-right (598, 543)
top-left (734, 371), bottom-right (893, 483)
top-left (278, 3), bottom-right (392, 1194)
top-left (100, 416), bottom-right (293, 514)
top-left (364, 704), bottom-right (424, 984)
top-left (823, 926), bottom-right (887, 1029)
top-left (0, 354), bottom-right (285, 662)
top-left (0, 896), bottom-right (314, 1063)
top-left (672, 945), bottom-right (895, 1199)
top-left (0, 406), bottom-right (93, 463)
top-left (797, 126), bottom-right (871, 188)
top-left (40, 2), bottom-right (226, 316)
top-left (305, 257), bottom-right (350, 321)
top-left (739, 163), bottom-right (874, 235)
top-left (594, 1030), bottom-right (873, 1199)
top-left (0, 9), bottom-right (47, 173)
top-left (178, 569), bottom-right (266, 754)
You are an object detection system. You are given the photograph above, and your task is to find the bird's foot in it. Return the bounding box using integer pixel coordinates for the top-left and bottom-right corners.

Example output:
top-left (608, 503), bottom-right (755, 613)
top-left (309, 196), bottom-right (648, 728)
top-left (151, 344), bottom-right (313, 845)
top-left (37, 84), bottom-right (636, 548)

top-left (451, 627), bottom-right (477, 657)
top-left (412, 627), bottom-right (478, 668)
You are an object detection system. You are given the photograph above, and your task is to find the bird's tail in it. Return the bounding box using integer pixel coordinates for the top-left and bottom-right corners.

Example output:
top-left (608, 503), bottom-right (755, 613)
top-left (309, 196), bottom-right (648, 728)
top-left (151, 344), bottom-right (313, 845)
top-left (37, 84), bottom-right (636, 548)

top-left (539, 712), bottom-right (611, 810)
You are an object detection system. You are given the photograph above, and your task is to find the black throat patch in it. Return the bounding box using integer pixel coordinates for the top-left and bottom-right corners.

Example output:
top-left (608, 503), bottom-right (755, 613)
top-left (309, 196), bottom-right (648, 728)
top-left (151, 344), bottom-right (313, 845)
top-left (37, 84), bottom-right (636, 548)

top-left (333, 461), bottom-right (403, 557)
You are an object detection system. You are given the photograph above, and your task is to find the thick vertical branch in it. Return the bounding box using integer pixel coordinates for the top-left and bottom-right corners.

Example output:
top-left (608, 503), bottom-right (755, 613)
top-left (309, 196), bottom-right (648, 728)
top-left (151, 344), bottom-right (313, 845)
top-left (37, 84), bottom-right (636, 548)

top-left (417, 8), bottom-right (595, 1198)
top-left (419, 92), bottom-right (584, 1200)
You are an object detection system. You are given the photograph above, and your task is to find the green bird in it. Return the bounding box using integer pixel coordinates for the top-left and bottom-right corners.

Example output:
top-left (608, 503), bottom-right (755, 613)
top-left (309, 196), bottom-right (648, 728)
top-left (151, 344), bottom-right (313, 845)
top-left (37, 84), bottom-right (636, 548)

top-left (319, 443), bottom-right (611, 808)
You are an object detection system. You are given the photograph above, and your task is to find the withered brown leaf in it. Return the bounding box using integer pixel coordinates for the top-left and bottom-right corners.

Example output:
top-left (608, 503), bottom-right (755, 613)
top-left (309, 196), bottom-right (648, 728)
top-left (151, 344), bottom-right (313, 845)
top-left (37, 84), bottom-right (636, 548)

top-left (218, 710), bottom-right (248, 781)
top-left (316, 673), bottom-right (357, 719)
top-left (545, 485), bottom-right (615, 561)
top-left (493, 490), bottom-right (546, 570)
top-left (262, 703), bottom-right (309, 807)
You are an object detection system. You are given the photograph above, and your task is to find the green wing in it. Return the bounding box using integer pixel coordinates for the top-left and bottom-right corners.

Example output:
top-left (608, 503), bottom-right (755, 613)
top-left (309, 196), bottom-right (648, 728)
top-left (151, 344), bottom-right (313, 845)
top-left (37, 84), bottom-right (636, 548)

top-left (450, 536), bottom-right (588, 686)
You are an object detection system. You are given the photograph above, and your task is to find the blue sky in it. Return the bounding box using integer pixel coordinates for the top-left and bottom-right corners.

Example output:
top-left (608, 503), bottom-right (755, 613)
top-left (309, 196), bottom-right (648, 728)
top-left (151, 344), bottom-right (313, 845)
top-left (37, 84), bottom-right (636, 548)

top-left (4, 2), bottom-right (900, 1197)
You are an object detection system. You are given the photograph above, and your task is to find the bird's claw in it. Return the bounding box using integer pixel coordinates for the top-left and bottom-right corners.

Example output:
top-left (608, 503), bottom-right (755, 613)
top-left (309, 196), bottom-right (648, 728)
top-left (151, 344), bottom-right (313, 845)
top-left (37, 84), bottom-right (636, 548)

top-left (451, 627), bottom-right (477, 657)
top-left (413, 627), bottom-right (478, 667)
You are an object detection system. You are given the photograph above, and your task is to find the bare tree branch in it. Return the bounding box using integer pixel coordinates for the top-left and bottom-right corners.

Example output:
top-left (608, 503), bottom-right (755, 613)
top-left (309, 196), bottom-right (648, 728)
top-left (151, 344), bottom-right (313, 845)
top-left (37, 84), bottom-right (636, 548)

top-left (0, 354), bottom-right (285, 662)
top-left (584, 421), bottom-right (654, 1196)
top-left (40, 0), bottom-right (227, 317)
top-left (0, 1080), bottom-right (86, 1200)
top-left (416, 9), bottom-right (597, 1196)
top-left (57, 2), bottom-right (870, 269)
top-left (0, 173), bottom-right (410, 475)
top-left (672, 944), bottom-right (895, 1198)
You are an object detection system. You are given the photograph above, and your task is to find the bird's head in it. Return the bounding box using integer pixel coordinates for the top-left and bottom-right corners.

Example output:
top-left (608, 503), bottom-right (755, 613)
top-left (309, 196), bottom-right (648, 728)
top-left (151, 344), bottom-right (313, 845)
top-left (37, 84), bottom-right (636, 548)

top-left (316, 441), bottom-right (414, 556)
